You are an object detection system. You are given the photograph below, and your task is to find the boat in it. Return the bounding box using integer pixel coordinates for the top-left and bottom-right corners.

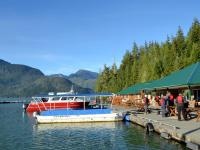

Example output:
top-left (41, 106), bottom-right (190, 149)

top-left (35, 108), bottom-right (124, 123)
top-left (25, 93), bottom-right (113, 113)
top-left (25, 95), bottom-right (90, 113)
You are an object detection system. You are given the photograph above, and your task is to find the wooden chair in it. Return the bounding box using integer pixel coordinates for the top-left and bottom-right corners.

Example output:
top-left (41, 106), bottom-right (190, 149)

top-left (169, 106), bottom-right (176, 116)
top-left (196, 110), bottom-right (200, 122)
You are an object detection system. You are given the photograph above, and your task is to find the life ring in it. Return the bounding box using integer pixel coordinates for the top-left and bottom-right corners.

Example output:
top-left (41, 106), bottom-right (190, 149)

top-left (145, 122), bottom-right (154, 133)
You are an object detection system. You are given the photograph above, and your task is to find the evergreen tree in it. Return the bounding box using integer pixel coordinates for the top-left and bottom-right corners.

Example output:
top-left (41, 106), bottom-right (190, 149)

top-left (108, 63), bottom-right (119, 93)
top-left (187, 19), bottom-right (200, 64)
top-left (171, 27), bottom-right (186, 70)
top-left (131, 42), bottom-right (139, 84)
top-left (118, 50), bottom-right (133, 88)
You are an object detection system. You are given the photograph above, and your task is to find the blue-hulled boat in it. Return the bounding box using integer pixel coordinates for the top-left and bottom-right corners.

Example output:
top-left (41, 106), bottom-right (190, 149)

top-left (35, 108), bottom-right (124, 123)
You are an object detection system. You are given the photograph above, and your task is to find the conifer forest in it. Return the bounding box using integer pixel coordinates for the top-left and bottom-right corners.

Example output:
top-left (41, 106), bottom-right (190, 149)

top-left (95, 19), bottom-right (200, 93)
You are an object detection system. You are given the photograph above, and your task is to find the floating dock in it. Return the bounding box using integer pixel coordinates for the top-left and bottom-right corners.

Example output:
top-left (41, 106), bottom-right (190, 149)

top-left (125, 111), bottom-right (200, 150)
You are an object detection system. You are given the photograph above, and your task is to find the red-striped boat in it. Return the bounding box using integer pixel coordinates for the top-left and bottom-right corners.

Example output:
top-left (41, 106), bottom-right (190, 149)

top-left (26, 95), bottom-right (90, 112)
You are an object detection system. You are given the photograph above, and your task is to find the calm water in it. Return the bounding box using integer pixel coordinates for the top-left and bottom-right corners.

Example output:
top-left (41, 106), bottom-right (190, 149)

top-left (0, 103), bottom-right (188, 150)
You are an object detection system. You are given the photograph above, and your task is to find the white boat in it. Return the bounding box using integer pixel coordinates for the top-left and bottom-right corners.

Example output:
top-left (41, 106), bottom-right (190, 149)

top-left (35, 108), bottom-right (124, 124)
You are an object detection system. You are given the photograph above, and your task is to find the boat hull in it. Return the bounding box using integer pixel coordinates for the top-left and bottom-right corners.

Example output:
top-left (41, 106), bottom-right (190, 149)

top-left (26, 102), bottom-right (90, 112)
top-left (36, 113), bottom-right (123, 123)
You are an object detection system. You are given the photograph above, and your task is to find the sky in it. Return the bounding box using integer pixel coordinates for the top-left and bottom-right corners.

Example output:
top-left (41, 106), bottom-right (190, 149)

top-left (0, 0), bottom-right (200, 75)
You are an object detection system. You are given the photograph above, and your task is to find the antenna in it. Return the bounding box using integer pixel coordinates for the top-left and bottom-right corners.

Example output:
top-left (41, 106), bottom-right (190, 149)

top-left (113, 56), bottom-right (117, 74)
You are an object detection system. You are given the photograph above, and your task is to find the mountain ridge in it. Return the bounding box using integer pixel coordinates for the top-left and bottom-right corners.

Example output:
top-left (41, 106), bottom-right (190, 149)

top-left (0, 59), bottom-right (94, 97)
top-left (50, 69), bottom-right (98, 90)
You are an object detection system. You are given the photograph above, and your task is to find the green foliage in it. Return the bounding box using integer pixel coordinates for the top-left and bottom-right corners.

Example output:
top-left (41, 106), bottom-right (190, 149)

top-left (95, 19), bottom-right (200, 93)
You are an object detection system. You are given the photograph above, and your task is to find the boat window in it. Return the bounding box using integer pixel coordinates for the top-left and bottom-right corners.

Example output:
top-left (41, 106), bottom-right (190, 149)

top-left (75, 97), bottom-right (84, 101)
top-left (61, 97), bottom-right (67, 100)
top-left (68, 97), bottom-right (74, 101)
top-left (52, 97), bottom-right (61, 101)
top-left (41, 98), bottom-right (48, 102)
top-left (86, 97), bottom-right (94, 101)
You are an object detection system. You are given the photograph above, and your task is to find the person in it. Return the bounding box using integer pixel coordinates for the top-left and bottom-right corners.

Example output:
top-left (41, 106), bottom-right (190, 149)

top-left (169, 94), bottom-right (174, 106)
top-left (164, 95), bottom-right (170, 117)
top-left (184, 98), bottom-right (191, 119)
top-left (155, 95), bottom-right (160, 106)
top-left (144, 95), bottom-right (149, 114)
top-left (176, 93), bottom-right (187, 121)
top-left (160, 96), bottom-right (166, 117)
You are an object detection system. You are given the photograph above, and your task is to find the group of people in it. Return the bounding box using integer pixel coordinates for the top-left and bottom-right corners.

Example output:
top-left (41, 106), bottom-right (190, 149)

top-left (159, 93), bottom-right (188, 120)
top-left (144, 93), bottom-right (189, 121)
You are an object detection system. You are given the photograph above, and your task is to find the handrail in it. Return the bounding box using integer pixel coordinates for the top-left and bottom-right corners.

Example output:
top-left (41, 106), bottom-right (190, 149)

top-left (32, 97), bottom-right (47, 111)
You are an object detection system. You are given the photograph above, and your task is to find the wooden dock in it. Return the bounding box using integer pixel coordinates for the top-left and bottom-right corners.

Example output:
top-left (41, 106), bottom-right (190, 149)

top-left (126, 111), bottom-right (200, 150)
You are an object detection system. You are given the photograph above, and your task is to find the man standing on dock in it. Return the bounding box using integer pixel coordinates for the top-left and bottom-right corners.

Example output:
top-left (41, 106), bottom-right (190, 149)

top-left (144, 95), bottom-right (149, 114)
top-left (176, 93), bottom-right (187, 121)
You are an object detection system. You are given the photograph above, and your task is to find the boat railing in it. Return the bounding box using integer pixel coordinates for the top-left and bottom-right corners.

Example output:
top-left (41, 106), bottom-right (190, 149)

top-left (32, 97), bottom-right (48, 111)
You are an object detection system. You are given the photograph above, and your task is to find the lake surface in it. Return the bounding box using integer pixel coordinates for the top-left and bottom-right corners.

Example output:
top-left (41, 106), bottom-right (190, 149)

top-left (0, 103), bottom-right (188, 150)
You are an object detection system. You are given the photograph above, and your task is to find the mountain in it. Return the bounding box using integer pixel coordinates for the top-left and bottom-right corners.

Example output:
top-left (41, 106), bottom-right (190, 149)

top-left (50, 70), bottom-right (98, 90)
top-left (68, 70), bottom-right (98, 80)
top-left (49, 74), bottom-right (68, 78)
top-left (68, 70), bottom-right (98, 89)
top-left (0, 59), bottom-right (44, 83)
top-left (0, 59), bottom-right (92, 97)
top-left (19, 76), bottom-right (92, 96)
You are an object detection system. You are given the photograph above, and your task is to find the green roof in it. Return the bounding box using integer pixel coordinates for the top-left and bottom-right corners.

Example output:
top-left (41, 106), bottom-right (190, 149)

top-left (118, 81), bottom-right (154, 95)
top-left (145, 62), bottom-right (200, 90)
top-left (118, 61), bottom-right (200, 95)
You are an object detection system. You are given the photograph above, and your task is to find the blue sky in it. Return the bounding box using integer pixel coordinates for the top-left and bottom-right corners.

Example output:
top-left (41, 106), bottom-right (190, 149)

top-left (0, 0), bottom-right (200, 75)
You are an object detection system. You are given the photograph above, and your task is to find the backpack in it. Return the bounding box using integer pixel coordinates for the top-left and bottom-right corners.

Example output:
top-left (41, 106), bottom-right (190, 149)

top-left (177, 95), bottom-right (183, 104)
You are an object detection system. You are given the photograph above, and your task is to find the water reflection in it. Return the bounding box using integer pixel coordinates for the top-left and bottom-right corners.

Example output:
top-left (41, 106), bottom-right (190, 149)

top-left (34, 122), bottom-right (118, 132)
top-left (32, 122), bottom-right (127, 150)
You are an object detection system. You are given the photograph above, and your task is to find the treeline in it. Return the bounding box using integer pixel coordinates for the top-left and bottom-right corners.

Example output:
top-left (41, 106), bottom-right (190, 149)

top-left (95, 19), bottom-right (200, 93)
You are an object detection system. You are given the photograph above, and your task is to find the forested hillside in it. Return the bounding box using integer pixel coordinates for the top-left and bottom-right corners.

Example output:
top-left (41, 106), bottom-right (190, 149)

top-left (0, 60), bottom-right (92, 96)
top-left (95, 19), bottom-right (200, 93)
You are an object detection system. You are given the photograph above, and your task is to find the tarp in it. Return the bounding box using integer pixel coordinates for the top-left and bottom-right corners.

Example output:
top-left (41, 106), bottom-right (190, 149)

top-left (40, 108), bottom-right (112, 116)
top-left (118, 61), bottom-right (200, 95)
